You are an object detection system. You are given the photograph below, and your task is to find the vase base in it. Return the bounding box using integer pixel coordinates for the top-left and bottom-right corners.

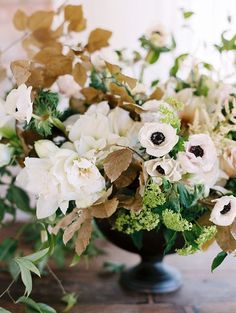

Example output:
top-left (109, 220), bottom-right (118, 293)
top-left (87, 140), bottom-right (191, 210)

top-left (120, 261), bottom-right (182, 294)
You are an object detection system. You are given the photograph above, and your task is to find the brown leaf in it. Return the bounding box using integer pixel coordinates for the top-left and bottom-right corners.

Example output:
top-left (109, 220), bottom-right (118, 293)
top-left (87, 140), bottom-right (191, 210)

top-left (116, 73), bottom-right (137, 89)
top-left (103, 148), bottom-right (133, 182)
top-left (149, 87), bottom-right (164, 100)
top-left (120, 102), bottom-right (146, 114)
top-left (13, 10), bottom-right (28, 31)
top-left (86, 28), bottom-right (112, 53)
top-left (75, 219), bottom-right (93, 256)
top-left (73, 63), bottom-right (87, 87)
top-left (117, 192), bottom-right (143, 212)
top-left (105, 62), bottom-right (120, 75)
top-left (109, 82), bottom-right (135, 103)
top-left (64, 5), bottom-right (86, 32)
top-left (63, 210), bottom-right (91, 245)
top-left (80, 87), bottom-right (104, 103)
top-left (11, 60), bottom-right (31, 86)
top-left (216, 226), bottom-right (236, 252)
top-left (230, 218), bottom-right (236, 240)
top-left (52, 208), bottom-right (79, 235)
top-left (0, 66), bottom-right (7, 82)
top-left (114, 161), bottom-right (141, 188)
top-left (28, 11), bottom-right (54, 31)
top-left (91, 198), bottom-right (119, 218)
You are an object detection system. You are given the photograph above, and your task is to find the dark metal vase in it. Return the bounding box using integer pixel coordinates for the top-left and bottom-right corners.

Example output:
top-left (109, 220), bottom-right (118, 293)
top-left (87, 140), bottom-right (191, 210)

top-left (96, 219), bottom-right (183, 294)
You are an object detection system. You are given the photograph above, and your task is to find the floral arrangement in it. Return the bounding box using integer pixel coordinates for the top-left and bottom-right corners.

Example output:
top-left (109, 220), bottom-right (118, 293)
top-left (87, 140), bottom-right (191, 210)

top-left (0, 3), bottom-right (236, 312)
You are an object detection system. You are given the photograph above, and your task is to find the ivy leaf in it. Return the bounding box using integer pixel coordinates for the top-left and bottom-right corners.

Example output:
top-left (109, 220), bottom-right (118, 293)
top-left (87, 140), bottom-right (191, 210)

top-left (62, 292), bottom-right (78, 312)
top-left (211, 251), bottom-right (227, 272)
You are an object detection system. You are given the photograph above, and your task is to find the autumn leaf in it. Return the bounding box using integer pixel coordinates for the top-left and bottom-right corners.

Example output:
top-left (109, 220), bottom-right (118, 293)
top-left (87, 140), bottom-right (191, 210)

top-left (105, 62), bottom-right (120, 75)
top-left (75, 219), bottom-right (93, 256)
top-left (13, 10), bottom-right (28, 31)
top-left (28, 11), bottom-right (54, 31)
top-left (117, 192), bottom-right (143, 212)
top-left (216, 226), bottom-right (236, 253)
top-left (120, 102), bottom-right (146, 114)
top-left (114, 162), bottom-right (141, 188)
top-left (103, 148), bottom-right (133, 182)
top-left (0, 66), bottom-right (7, 82)
top-left (52, 208), bottom-right (79, 235)
top-left (64, 5), bottom-right (86, 32)
top-left (86, 28), bottom-right (112, 53)
top-left (80, 87), bottom-right (104, 103)
top-left (11, 60), bottom-right (31, 86)
top-left (73, 63), bottom-right (87, 87)
top-left (109, 82), bottom-right (135, 103)
top-left (149, 87), bottom-right (164, 100)
top-left (116, 73), bottom-right (137, 89)
top-left (91, 198), bottom-right (119, 218)
top-left (63, 210), bottom-right (91, 245)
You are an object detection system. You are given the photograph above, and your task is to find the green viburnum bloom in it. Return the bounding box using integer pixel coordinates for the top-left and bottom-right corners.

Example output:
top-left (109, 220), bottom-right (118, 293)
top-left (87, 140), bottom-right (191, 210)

top-left (114, 207), bottom-right (160, 235)
top-left (143, 181), bottom-right (166, 209)
top-left (195, 226), bottom-right (217, 248)
top-left (162, 209), bottom-right (192, 231)
top-left (165, 96), bottom-right (184, 110)
top-left (176, 244), bottom-right (198, 256)
top-left (159, 104), bottom-right (181, 129)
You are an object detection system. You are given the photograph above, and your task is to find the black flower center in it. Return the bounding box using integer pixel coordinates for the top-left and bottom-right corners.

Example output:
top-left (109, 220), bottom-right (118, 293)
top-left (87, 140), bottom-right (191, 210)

top-left (156, 165), bottom-right (165, 175)
top-left (220, 202), bottom-right (231, 215)
top-left (150, 132), bottom-right (165, 145)
top-left (189, 145), bottom-right (204, 158)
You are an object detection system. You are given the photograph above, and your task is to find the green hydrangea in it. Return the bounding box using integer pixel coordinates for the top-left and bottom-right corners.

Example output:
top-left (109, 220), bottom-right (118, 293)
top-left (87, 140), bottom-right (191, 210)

top-left (114, 207), bottom-right (160, 235)
top-left (195, 226), bottom-right (217, 248)
top-left (162, 209), bottom-right (192, 231)
top-left (176, 245), bottom-right (198, 256)
top-left (165, 96), bottom-right (184, 110)
top-left (159, 104), bottom-right (181, 129)
top-left (143, 181), bottom-right (166, 209)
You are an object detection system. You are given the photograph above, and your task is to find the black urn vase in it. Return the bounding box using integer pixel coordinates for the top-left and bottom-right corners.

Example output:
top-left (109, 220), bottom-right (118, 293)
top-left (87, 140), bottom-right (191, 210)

top-left (96, 219), bottom-right (183, 294)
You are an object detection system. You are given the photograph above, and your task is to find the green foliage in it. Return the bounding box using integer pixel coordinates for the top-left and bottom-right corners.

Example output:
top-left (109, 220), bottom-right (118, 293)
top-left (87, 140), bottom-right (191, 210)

top-left (194, 75), bottom-right (209, 97)
top-left (6, 185), bottom-right (34, 214)
top-left (177, 183), bottom-right (205, 209)
top-left (90, 70), bottom-right (107, 92)
top-left (163, 228), bottom-right (177, 254)
top-left (0, 238), bottom-right (17, 262)
top-left (143, 180), bottom-right (166, 209)
top-left (130, 231), bottom-right (143, 250)
top-left (169, 53), bottom-right (188, 77)
top-left (162, 209), bottom-right (192, 231)
top-left (165, 96), bottom-right (184, 110)
top-left (159, 104), bottom-right (181, 129)
top-left (183, 11), bottom-right (194, 19)
top-left (169, 137), bottom-right (185, 159)
top-left (103, 261), bottom-right (125, 273)
top-left (16, 297), bottom-right (57, 313)
top-left (27, 90), bottom-right (62, 136)
top-left (211, 251), bottom-right (228, 272)
top-left (0, 308), bottom-right (12, 313)
top-left (215, 32), bottom-right (236, 53)
top-left (62, 292), bottom-right (78, 312)
top-left (114, 207), bottom-right (160, 234)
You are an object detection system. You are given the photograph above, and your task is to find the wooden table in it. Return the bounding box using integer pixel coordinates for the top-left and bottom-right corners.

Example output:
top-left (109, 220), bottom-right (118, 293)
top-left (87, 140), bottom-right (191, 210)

top-left (0, 225), bottom-right (235, 313)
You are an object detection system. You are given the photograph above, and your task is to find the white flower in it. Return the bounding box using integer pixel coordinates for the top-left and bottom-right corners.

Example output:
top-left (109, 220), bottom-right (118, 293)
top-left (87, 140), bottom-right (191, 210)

top-left (178, 134), bottom-right (219, 191)
top-left (0, 99), bottom-right (15, 139)
top-left (57, 75), bottom-right (84, 99)
top-left (210, 196), bottom-right (236, 226)
top-left (0, 144), bottom-right (13, 167)
top-left (220, 144), bottom-right (236, 178)
top-left (4, 84), bottom-right (33, 123)
top-left (138, 122), bottom-right (179, 157)
top-left (16, 140), bottom-right (106, 219)
top-left (91, 48), bottom-right (120, 72)
top-left (145, 157), bottom-right (182, 185)
top-left (146, 24), bottom-right (168, 47)
top-left (140, 100), bottom-right (172, 123)
top-left (131, 83), bottom-right (147, 96)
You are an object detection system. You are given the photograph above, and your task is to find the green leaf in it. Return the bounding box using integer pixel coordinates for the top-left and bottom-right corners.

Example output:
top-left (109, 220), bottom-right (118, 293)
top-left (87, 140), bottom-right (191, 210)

top-left (17, 296), bottom-right (57, 313)
top-left (169, 54), bottom-right (188, 77)
top-left (6, 185), bottom-right (32, 213)
top-left (0, 308), bottom-right (12, 313)
top-left (145, 49), bottom-right (160, 64)
top-left (18, 264), bottom-right (32, 296)
top-left (0, 238), bottom-right (17, 261)
top-left (15, 258), bottom-right (41, 277)
top-left (24, 248), bottom-right (49, 263)
top-left (183, 11), bottom-right (194, 19)
top-left (164, 228), bottom-right (177, 254)
top-left (62, 292), bottom-right (78, 312)
top-left (130, 231), bottom-right (143, 250)
top-left (211, 251), bottom-right (228, 272)
top-left (8, 259), bottom-right (20, 280)
top-left (103, 261), bottom-right (125, 273)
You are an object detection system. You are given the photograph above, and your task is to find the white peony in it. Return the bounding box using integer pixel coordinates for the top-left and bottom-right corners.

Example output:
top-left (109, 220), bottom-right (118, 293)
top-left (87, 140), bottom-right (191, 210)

top-left (0, 144), bottom-right (13, 167)
top-left (16, 140), bottom-right (106, 219)
top-left (210, 196), bottom-right (236, 226)
top-left (4, 84), bottom-right (33, 123)
top-left (178, 134), bottom-right (219, 191)
top-left (145, 157), bottom-right (182, 185)
top-left (138, 122), bottom-right (179, 157)
top-left (0, 99), bottom-right (15, 139)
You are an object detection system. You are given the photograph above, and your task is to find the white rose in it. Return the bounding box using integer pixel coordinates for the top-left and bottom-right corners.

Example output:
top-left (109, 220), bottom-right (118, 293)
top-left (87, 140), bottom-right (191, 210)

top-left (140, 100), bottom-right (173, 123)
top-left (210, 196), bottom-right (236, 226)
top-left (57, 75), bottom-right (85, 99)
top-left (4, 84), bottom-right (33, 123)
top-left (145, 157), bottom-right (182, 185)
top-left (0, 144), bottom-right (13, 167)
top-left (16, 140), bottom-right (106, 219)
top-left (178, 134), bottom-right (219, 191)
top-left (138, 122), bottom-right (179, 157)
top-left (220, 144), bottom-right (236, 178)
top-left (0, 99), bottom-right (16, 139)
